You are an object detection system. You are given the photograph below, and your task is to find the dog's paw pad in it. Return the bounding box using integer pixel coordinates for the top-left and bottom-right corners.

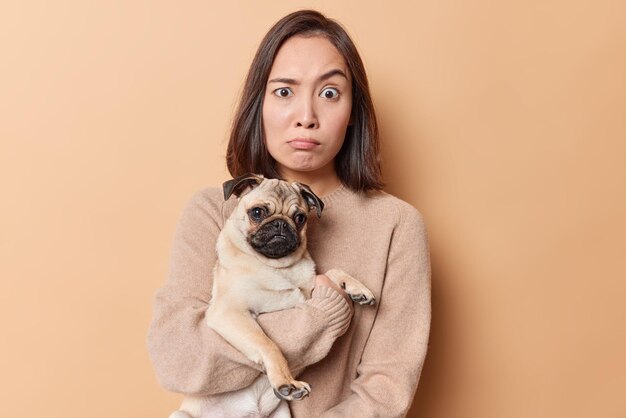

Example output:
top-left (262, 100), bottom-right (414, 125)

top-left (273, 381), bottom-right (311, 401)
top-left (291, 386), bottom-right (310, 400)
top-left (276, 384), bottom-right (295, 397)
top-left (349, 293), bottom-right (376, 305)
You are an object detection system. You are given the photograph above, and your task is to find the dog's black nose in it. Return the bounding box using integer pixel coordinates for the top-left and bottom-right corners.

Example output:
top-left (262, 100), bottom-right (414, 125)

top-left (272, 219), bottom-right (288, 233)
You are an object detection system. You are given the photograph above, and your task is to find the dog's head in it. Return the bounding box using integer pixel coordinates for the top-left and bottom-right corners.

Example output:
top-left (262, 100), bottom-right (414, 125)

top-left (222, 174), bottom-right (324, 264)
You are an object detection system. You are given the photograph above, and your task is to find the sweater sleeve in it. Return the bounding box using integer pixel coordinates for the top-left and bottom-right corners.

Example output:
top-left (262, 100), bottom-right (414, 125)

top-left (146, 189), bottom-right (352, 396)
top-left (321, 204), bottom-right (432, 418)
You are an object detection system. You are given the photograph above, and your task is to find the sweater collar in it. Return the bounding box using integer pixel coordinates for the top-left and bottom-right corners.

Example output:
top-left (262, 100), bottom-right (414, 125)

top-left (320, 183), bottom-right (353, 208)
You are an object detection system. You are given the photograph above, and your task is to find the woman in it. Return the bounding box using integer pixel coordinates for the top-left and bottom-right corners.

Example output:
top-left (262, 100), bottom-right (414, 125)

top-left (148, 9), bottom-right (431, 418)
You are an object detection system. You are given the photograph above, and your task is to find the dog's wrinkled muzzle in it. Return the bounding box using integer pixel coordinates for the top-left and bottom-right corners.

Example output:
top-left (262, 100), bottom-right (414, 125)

top-left (248, 219), bottom-right (300, 258)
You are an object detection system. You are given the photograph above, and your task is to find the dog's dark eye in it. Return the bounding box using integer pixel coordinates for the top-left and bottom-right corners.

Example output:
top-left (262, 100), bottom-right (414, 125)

top-left (294, 213), bottom-right (307, 226)
top-left (249, 207), bottom-right (267, 222)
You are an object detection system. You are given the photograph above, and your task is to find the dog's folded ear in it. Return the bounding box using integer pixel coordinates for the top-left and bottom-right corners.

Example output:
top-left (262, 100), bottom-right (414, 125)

top-left (292, 182), bottom-right (324, 218)
top-left (223, 173), bottom-right (264, 200)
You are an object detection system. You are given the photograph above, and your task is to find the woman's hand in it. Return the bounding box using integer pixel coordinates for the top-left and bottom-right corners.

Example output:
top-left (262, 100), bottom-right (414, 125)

top-left (315, 274), bottom-right (353, 310)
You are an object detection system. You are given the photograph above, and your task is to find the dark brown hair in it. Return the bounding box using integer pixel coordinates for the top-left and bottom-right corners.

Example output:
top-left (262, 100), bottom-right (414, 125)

top-left (226, 9), bottom-right (383, 192)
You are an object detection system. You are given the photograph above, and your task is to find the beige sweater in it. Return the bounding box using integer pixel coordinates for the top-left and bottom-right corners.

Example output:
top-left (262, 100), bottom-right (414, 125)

top-left (147, 184), bottom-right (431, 417)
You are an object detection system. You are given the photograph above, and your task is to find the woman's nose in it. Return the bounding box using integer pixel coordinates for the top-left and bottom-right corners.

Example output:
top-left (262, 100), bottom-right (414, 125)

top-left (295, 97), bottom-right (318, 129)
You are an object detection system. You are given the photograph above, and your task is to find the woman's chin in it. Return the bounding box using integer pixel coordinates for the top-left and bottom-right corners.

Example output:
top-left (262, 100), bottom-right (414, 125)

top-left (277, 160), bottom-right (319, 174)
top-left (275, 156), bottom-right (337, 178)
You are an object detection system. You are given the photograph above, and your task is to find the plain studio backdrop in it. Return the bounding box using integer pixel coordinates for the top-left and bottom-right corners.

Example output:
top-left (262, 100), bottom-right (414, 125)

top-left (1, 1), bottom-right (625, 417)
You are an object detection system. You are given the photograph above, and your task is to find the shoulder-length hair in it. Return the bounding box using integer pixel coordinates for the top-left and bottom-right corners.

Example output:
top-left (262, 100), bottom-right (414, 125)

top-left (226, 9), bottom-right (384, 192)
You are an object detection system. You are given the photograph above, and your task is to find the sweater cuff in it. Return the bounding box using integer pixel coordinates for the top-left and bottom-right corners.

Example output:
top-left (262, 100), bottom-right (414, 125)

top-left (306, 286), bottom-right (352, 339)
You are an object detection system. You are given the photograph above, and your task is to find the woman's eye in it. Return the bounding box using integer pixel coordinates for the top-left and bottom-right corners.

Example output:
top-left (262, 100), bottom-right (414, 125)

top-left (320, 87), bottom-right (339, 99)
top-left (273, 87), bottom-right (293, 98)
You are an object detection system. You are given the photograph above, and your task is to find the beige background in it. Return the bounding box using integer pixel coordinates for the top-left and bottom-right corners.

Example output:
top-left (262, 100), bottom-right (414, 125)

top-left (1, 1), bottom-right (625, 417)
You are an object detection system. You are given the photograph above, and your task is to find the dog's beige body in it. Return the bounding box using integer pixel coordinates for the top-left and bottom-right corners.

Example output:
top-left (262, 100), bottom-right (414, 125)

top-left (170, 176), bottom-right (374, 418)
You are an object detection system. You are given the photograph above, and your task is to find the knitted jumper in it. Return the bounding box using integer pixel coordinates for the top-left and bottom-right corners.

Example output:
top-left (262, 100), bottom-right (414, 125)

top-left (147, 184), bottom-right (431, 417)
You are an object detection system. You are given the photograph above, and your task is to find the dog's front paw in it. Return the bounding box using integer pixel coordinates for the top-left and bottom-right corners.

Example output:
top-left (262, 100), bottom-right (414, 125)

top-left (273, 381), bottom-right (311, 401)
top-left (325, 269), bottom-right (376, 306)
top-left (349, 291), bottom-right (376, 305)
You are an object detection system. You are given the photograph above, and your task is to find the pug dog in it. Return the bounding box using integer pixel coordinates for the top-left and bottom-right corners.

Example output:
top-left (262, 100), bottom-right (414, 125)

top-left (170, 174), bottom-right (375, 418)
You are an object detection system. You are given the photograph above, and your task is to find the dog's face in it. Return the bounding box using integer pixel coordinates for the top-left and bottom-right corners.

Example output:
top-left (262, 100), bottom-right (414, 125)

top-left (222, 174), bottom-right (324, 263)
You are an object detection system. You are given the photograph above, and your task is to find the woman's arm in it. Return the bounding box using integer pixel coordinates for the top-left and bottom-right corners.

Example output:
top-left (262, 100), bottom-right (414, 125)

top-left (146, 189), bottom-right (352, 396)
top-left (321, 204), bottom-right (432, 418)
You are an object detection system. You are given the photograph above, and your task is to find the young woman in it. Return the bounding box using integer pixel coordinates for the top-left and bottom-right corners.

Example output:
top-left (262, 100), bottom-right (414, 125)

top-left (148, 10), bottom-right (431, 418)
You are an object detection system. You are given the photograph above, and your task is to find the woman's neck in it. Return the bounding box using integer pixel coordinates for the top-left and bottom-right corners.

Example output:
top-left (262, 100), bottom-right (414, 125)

top-left (277, 163), bottom-right (342, 198)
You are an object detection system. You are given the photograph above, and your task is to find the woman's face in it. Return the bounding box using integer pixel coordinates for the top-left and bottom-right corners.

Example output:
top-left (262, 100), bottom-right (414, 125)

top-left (262, 35), bottom-right (353, 179)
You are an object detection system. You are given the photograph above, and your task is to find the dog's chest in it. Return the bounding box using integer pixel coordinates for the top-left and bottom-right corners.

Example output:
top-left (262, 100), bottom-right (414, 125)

top-left (226, 259), bottom-right (316, 315)
top-left (248, 262), bottom-right (315, 314)
top-left (268, 260), bottom-right (314, 288)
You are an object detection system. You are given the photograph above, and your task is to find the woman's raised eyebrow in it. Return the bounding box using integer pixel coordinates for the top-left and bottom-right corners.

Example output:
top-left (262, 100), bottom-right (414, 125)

top-left (268, 69), bottom-right (348, 85)
top-left (268, 77), bottom-right (298, 85)
top-left (318, 68), bottom-right (348, 82)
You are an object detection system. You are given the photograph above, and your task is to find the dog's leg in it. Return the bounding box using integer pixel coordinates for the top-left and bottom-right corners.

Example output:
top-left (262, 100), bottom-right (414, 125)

top-left (324, 269), bottom-right (376, 305)
top-left (255, 375), bottom-right (286, 416)
top-left (206, 304), bottom-right (311, 401)
top-left (172, 395), bottom-right (206, 418)
top-left (247, 288), bottom-right (306, 315)
top-left (168, 411), bottom-right (193, 418)
top-left (269, 400), bottom-right (292, 418)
